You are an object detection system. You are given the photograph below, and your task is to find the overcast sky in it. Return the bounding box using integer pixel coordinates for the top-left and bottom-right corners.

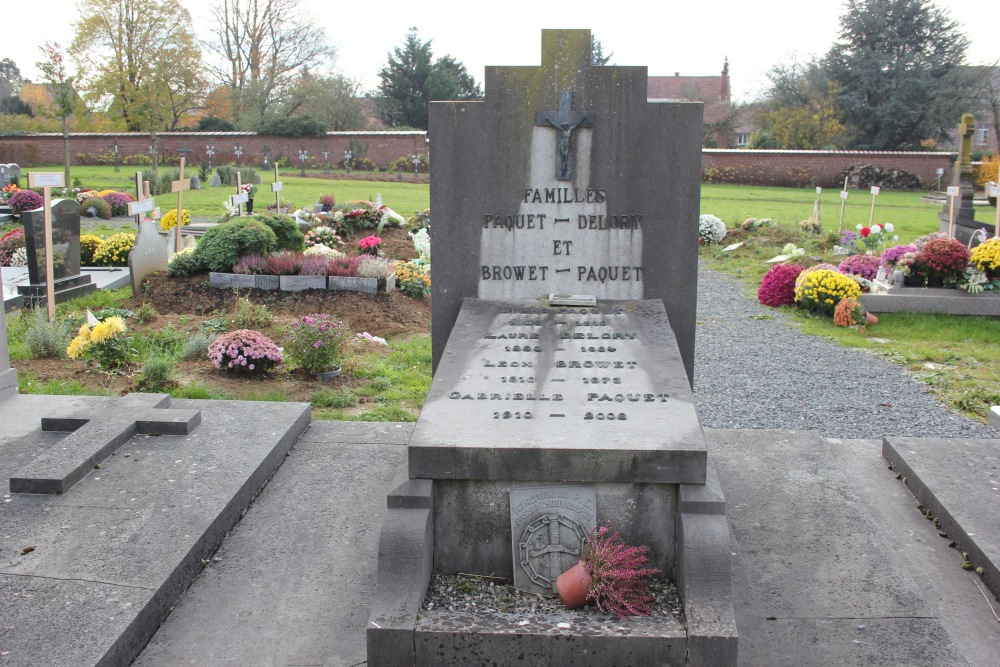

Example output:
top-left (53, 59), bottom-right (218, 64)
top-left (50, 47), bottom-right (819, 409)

top-left (5, 0), bottom-right (996, 103)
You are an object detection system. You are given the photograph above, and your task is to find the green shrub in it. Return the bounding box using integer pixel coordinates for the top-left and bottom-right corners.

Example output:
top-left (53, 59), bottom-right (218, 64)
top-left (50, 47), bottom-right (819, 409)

top-left (197, 116), bottom-right (235, 131)
top-left (194, 219), bottom-right (276, 272)
top-left (250, 213), bottom-right (305, 252)
top-left (80, 197), bottom-right (112, 219)
top-left (311, 386), bottom-right (358, 408)
top-left (256, 114), bottom-right (326, 137)
top-left (167, 247), bottom-right (205, 277)
top-left (136, 302), bottom-right (157, 323)
top-left (24, 311), bottom-right (71, 358)
top-left (233, 295), bottom-right (271, 329)
top-left (215, 166), bottom-right (258, 187)
top-left (389, 154), bottom-right (429, 173)
top-left (139, 355), bottom-right (175, 392)
top-left (180, 331), bottom-right (215, 360)
top-left (158, 170), bottom-right (179, 197)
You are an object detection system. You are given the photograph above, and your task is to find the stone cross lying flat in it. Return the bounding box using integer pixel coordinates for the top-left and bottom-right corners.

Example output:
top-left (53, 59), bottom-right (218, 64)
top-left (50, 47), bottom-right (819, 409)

top-left (9, 403), bottom-right (201, 494)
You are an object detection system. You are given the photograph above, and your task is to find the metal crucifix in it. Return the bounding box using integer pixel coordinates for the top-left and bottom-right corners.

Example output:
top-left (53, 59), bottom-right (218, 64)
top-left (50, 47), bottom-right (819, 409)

top-left (535, 91), bottom-right (595, 181)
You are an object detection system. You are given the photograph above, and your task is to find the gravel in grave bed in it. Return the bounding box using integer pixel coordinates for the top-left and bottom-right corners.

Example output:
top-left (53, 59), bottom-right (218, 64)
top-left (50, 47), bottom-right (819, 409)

top-left (422, 573), bottom-right (684, 622)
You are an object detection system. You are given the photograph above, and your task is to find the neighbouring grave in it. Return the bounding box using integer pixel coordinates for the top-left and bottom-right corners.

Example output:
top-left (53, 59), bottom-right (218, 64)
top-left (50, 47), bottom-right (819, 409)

top-left (940, 113), bottom-right (995, 244)
top-left (368, 30), bottom-right (735, 666)
top-left (17, 197), bottom-right (95, 307)
top-left (0, 271), bottom-right (15, 400)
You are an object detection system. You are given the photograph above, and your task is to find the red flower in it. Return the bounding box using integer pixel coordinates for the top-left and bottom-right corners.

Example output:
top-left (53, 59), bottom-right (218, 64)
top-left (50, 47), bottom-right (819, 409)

top-left (859, 227), bottom-right (871, 238)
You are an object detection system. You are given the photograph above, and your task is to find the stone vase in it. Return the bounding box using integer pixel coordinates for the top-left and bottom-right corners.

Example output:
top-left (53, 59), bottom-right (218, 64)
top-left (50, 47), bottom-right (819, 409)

top-left (555, 561), bottom-right (593, 609)
top-left (903, 273), bottom-right (924, 288)
top-left (317, 366), bottom-right (342, 381)
top-left (246, 198), bottom-right (254, 214)
top-left (926, 275), bottom-right (945, 289)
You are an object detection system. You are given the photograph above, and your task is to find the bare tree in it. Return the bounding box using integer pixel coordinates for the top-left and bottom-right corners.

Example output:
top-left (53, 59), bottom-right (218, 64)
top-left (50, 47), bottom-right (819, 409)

top-left (205, 0), bottom-right (335, 128)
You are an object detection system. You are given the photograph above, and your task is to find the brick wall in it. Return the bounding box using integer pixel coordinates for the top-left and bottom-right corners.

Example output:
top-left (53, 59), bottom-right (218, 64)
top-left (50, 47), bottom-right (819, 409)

top-left (702, 149), bottom-right (955, 188)
top-left (0, 134), bottom-right (957, 189)
top-left (0, 132), bottom-right (429, 170)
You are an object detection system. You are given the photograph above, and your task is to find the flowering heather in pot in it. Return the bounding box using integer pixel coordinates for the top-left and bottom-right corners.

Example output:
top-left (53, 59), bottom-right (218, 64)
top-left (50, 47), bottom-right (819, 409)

top-left (915, 238), bottom-right (969, 279)
top-left (300, 255), bottom-right (329, 276)
top-left (794, 269), bottom-right (862, 315)
top-left (880, 244), bottom-right (917, 270)
top-left (837, 253), bottom-right (881, 281)
top-left (232, 254), bottom-right (271, 275)
top-left (101, 191), bottom-right (134, 216)
top-left (912, 232), bottom-right (947, 250)
top-left (266, 250), bottom-right (304, 275)
top-left (328, 256), bottom-right (362, 277)
top-left (208, 330), bottom-right (283, 375)
top-left (304, 225), bottom-right (342, 249)
top-left (0, 228), bottom-right (25, 266)
top-left (579, 525), bottom-right (657, 617)
top-left (757, 263), bottom-right (803, 307)
top-left (970, 238), bottom-right (1000, 273)
top-left (356, 255), bottom-right (394, 281)
top-left (8, 189), bottom-right (44, 214)
top-left (283, 313), bottom-right (349, 374)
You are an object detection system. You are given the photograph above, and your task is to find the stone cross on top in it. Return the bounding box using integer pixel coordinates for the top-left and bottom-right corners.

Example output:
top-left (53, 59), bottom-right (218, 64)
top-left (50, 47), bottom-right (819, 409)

top-left (958, 113), bottom-right (975, 176)
top-left (536, 91), bottom-right (595, 181)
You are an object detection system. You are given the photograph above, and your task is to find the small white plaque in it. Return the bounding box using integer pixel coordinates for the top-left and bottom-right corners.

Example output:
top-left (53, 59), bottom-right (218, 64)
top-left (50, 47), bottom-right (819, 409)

top-left (231, 192), bottom-right (249, 205)
top-left (127, 199), bottom-right (155, 216)
top-left (271, 182), bottom-right (283, 192)
top-left (947, 186), bottom-right (960, 197)
top-left (765, 254), bottom-right (791, 264)
top-left (815, 187), bottom-right (822, 195)
top-left (28, 172), bottom-right (64, 188)
top-left (870, 186), bottom-right (880, 196)
top-left (989, 186), bottom-right (1000, 198)
top-left (936, 168), bottom-right (945, 176)
top-left (722, 242), bottom-right (744, 252)
top-left (840, 190), bottom-right (849, 200)
top-left (548, 293), bottom-right (597, 307)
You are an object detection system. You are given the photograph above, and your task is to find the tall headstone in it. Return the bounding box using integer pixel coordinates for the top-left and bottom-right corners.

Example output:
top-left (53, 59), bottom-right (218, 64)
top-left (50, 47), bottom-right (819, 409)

top-left (368, 30), bottom-right (735, 666)
top-left (17, 199), bottom-right (95, 306)
top-left (430, 30), bottom-right (702, 383)
top-left (940, 113), bottom-right (995, 244)
top-left (128, 219), bottom-right (170, 291)
top-left (0, 272), bottom-right (16, 400)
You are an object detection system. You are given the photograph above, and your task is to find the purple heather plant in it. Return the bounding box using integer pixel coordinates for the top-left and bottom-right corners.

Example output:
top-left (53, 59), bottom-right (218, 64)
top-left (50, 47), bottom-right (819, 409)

top-left (300, 255), bottom-right (329, 276)
top-left (757, 263), bottom-right (803, 307)
top-left (327, 256), bottom-right (362, 277)
top-left (266, 250), bottom-right (305, 276)
top-left (207, 329), bottom-right (283, 374)
top-left (837, 253), bottom-right (881, 281)
top-left (101, 191), bottom-right (134, 216)
top-left (232, 254), bottom-right (271, 275)
top-left (8, 189), bottom-right (44, 214)
top-left (580, 525), bottom-right (657, 617)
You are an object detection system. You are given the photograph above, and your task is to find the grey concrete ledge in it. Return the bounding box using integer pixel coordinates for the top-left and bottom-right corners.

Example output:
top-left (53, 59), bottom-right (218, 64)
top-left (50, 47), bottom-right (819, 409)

top-left (0, 367), bottom-right (17, 402)
top-left (209, 272), bottom-right (278, 290)
top-left (861, 288), bottom-right (1000, 316)
top-left (990, 406), bottom-right (1000, 429)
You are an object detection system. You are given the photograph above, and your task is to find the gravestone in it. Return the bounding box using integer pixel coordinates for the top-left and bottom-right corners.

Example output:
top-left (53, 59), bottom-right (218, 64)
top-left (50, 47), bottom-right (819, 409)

top-left (368, 30), bottom-right (735, 667)
top-left (17, 198), bottom-right (95, 307)
top-left (940, 113), bottom-right (995, 244)
top-left (0, 271), bottom-right (16, 400)
top-left (190, 174), bottom-right (201, 190)
top-left (209, 173), bottom-right (222, 187)
top-left (128, 219), bottom-right (170, 291)
top-left (0, 163), bottom-right (22, 187)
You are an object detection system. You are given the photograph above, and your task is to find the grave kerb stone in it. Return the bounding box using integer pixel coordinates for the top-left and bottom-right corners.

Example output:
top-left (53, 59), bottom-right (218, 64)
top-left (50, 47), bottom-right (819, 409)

top-left (0, 270), bottom-right (16, 400)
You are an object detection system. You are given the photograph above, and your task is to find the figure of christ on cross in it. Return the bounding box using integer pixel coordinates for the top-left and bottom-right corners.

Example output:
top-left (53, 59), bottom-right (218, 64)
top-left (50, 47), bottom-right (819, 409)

top-left (535, 91), bottom-right (596, 181)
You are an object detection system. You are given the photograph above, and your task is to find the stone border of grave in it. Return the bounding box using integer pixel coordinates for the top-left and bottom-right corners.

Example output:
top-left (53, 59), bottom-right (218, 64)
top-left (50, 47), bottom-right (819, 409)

top-left (861, 287), bottom-right (1000, 316)
top-left (209, 272), bottom-right (395, 295)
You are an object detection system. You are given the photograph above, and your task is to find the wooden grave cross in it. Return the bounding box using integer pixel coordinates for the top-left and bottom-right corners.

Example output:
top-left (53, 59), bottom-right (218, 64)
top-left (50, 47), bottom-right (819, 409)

top-left (813, 186), bottom-right (822, 228)
top-left (272, 164), bottom-right (283, 211)
top-left (26, 171), bottom-right (65, 321)
top-left (868, 185), bottom-right (880, 229)
top-left (231, 171), bottom-right (248, 215)
top-left (128, 170), bottom-right (155, 226)
top-left (171, 157), bottom-right (192, 253)
top-left (838, 176), bottom-right (849, 233)
top-left (946, 185), bottom-right (960, 239)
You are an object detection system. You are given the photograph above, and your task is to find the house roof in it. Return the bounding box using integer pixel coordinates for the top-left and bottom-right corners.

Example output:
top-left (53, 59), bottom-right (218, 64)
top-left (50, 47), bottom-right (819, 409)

top-left (647, 60), bottom-right (732, 125)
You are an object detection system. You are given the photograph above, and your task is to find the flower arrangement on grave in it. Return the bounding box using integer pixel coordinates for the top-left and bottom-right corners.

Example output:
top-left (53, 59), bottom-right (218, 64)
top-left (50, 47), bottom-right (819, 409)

top-left (0, 228), bottom-right (25, 266)
top-left (266, 250), bottom-right (305, 275)
top-left (167, 247), bottom-right (204, 277)
top-left (319, 194), bottom-right (336, 211)
top-left (970, 238), bottom-right (1000, 274)
top-left (410, 227), bottom-right (430, 262)
top-left (356, 331), bottom-right (388, 346)
top-left (912, 231), bottom-right (947, 250)
top-left (303, 243), bottom-right (344, 259)
top-left (9, 246), bottom-right (27, 267)
top-left (282, 313), bottom-right (350, 374)
top-left (793, 263), bottom-right (839, 290)
top-left (757, 263), bottom-right (804, 307)
top-left (958, 267), bottom-right (991, 294)
top-left (856, 223), bottom-right (895, 253)
top-left (356, 255), bottom-right (395, 288)
top-left (160, 208), bottom-right (191, 231)
top-left (799, 217), bottom-right (822, 235)
top-left (698, 214), bottom-right (727, 244)
top-left (837, 253), bottom-right (881, 281)
top-left (794, 268), bottom-right (862, 315)
top-left (300, 255), bottom-right (329, 276)
top-left (101, 191), bottom-right (134, 216)
top-left (75, 189), bottom-right (97, 204)
top-left (406, 208), bottom-right (431, 233)
top-left (914, 238), bottom-right (969, 280)
top-left (241, 183), bottom-right (258, 199)
top-left (80, 234), bottom-right (103, 266)
top-left (833, 296), bottom-right (872, 330)
top-left (396, 260), bottom-right (431, 298)
top-left (67, 316), bottom-right (136, 371)
top-left (207, 329), bottom-right (284, 375)
top-left (80, 196), bottom-right (112, 219)
top-left (555, 525), bottom-right (657, 617)
top-left (8, 189), bottom-right (43, 215)
top-left (358, 234), bottom-right (382, 256)
top-left (880, 244), bottom-right (917, 272)
top-left (0, 183), bottom-right (20, 202)
top-left (304, 225), bottom-right (342, 249)
top-left (327, 256), bottom-right (362, 277)
top-left (92, 233), bottom-right (135, 267)
top-left (781, 243), bottom-right (806, 259)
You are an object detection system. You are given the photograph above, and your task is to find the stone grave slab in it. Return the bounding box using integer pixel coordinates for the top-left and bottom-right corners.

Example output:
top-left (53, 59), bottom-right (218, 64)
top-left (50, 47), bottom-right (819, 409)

top-left (883, 436), bottom-right (1000, 601)
top-left (0, 394), bottom-right (311, 667)
top-left (17, 198), bottom-right (95, 306)
top-left (1, 162), bottom-right (21, 187)
top-left (0, 270), bottom-right (15, 400)
top-left (128, 218), bottom-right (170, 291)
top-left (409, 298), bottom-right (706, 484)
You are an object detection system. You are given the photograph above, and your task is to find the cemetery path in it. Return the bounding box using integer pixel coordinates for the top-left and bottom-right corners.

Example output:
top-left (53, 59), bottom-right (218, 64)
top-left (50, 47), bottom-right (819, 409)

top-left (693, 263), bottom-right (1000, 439)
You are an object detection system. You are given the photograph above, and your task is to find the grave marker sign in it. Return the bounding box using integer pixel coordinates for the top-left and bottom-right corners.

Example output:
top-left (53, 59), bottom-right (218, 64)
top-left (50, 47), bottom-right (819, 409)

top-left (171, 158), bottom-right (192, 253)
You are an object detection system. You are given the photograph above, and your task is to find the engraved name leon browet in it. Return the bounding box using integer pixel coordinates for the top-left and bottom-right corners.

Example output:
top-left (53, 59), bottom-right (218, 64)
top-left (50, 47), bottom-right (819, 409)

top-left (510, 485), bottom-right (598, 594)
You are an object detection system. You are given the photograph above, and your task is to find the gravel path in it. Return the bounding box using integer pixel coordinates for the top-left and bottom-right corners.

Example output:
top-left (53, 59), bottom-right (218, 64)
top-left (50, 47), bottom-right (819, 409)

top-left (693, 262), bottom-right (1000, 439)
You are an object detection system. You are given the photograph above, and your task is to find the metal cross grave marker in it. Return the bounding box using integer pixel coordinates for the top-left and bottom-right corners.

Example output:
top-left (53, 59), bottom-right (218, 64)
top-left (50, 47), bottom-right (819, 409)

top-left (535, 90), bottom-right (596, 181)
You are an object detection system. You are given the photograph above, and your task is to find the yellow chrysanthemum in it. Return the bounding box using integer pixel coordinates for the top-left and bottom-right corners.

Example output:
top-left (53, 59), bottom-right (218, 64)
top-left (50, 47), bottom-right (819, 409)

top-left (67, 335), bottom-right (90, 360)
top-left (103, 315), bottom-right (126, 335)
top-left (77, 323), bottom-right (91, 339)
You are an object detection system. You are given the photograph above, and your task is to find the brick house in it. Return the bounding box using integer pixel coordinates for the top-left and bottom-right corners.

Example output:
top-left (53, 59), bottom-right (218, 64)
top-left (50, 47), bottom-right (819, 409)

top-left (647, 60), bottom-right (743, 148)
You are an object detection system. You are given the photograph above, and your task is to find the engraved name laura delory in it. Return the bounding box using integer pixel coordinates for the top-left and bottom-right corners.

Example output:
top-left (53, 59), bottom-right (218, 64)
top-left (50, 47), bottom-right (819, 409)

top-left (510, 485), bottom-right (597, 593)
top-left (447, 305), bottom-right (669, 423)
top-left (481, 187), bottom-right (643, 284)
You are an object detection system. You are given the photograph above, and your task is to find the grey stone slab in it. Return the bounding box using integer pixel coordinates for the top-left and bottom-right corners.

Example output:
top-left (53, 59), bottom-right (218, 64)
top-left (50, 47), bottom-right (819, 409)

top-left (279, 274), bottom-right (327, 291)
top-left (0, 270), bottom-right (14, 400)
top-left (0, 396), bottom-right (310, 667)
top-left (209, 271), bottom-right (278, 290)
top-left (135, 439), bottom-right (406, 667)
top-left (410, 299), bottom-right (706, 484)
top-left (0, 574), bottom-right (154, 667)
top-left (328, 275), bottom-right (377, 294)
top-left (882, 437), bottom-right (1000, 600)
top-left (429, 29), bottom-right (702, 384)
top-left (861, 289), bottom-right (1000, 316)
top-left (296, 420), bottom-right (414, 445)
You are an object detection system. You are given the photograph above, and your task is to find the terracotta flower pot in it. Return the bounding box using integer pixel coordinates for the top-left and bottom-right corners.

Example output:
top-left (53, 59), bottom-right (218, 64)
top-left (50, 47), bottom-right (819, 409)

top-left (556, 561), bottom-right (593, 609)
top-left (865, 311), bottom-right (878, 326)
